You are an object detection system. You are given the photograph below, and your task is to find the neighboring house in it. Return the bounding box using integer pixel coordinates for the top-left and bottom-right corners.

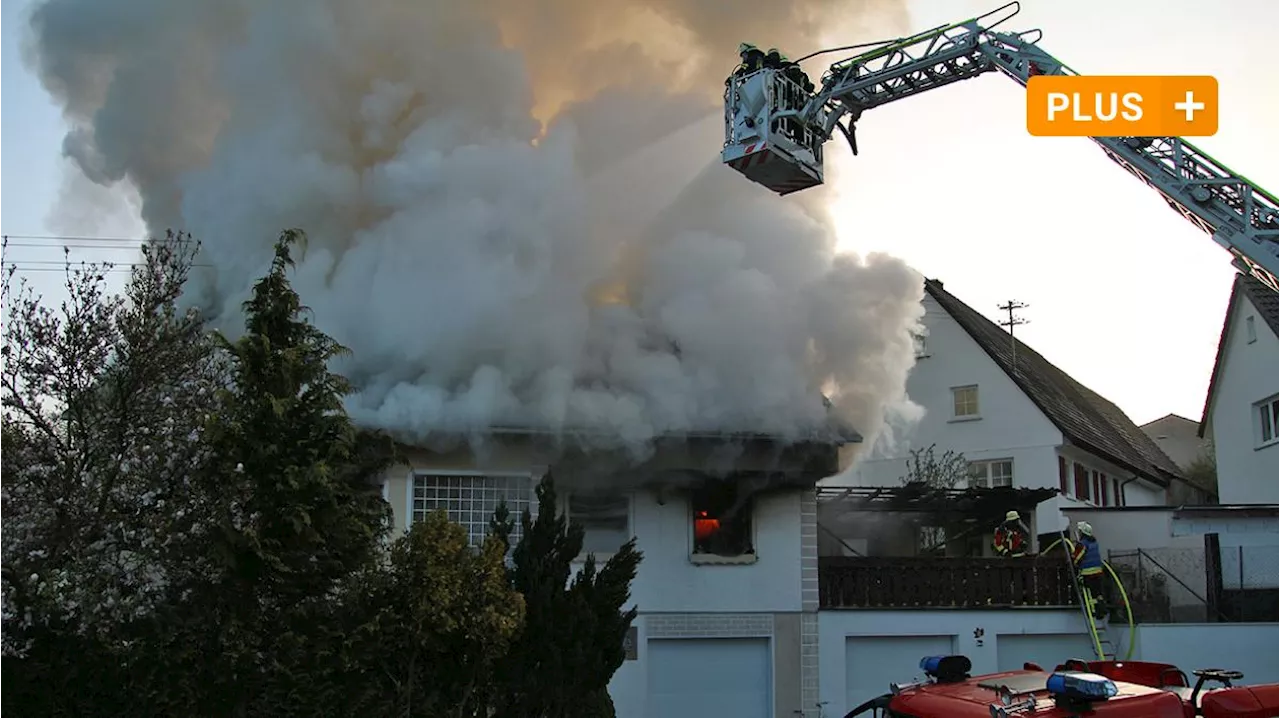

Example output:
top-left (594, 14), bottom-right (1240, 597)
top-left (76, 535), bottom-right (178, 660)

top-left (1139, 414), bottom-right (1218, 504)
top-left (1199, 273), bottom-right (1279, 505)
top-left (379, 428), bottom-right (848, 718)
top-left (839, 279), bottom-right (1183, 544)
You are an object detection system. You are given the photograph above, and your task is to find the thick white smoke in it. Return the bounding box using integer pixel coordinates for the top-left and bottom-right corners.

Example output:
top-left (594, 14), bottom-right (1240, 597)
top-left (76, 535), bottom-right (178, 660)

top-left (26, 0), bottom-right (926, 454)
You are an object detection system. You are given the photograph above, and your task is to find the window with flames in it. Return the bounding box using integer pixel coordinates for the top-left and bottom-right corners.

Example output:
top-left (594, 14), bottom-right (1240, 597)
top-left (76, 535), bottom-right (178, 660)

top-left (690, 480), bottom-right (755, 558)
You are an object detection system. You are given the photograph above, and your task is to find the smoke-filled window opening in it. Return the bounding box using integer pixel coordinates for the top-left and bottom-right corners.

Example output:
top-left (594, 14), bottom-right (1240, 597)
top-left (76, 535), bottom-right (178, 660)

top-left (690, 479), bottom-right (755, 560)
top-left (565, 492), bottom-right (632, 558)
top-left (411, 473), bottom-right (535, 547)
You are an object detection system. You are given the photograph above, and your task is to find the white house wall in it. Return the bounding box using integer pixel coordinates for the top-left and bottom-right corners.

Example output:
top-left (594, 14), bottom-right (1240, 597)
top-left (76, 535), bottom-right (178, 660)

top-left (1209, 296), bottom-right (1279, 504)
top-left (818, 609), bottom-right (1090, 715)
top-left (381, 450), bottom-right (821, 718)
top-left (1113, 623), bottom-right (1280, 684)
top-left (836, 296), bottom-right (1064, 520)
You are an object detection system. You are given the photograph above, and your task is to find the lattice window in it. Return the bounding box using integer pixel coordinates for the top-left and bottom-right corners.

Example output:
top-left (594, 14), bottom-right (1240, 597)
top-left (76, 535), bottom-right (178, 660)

top-left (411, 473), bottom-right (535, 547)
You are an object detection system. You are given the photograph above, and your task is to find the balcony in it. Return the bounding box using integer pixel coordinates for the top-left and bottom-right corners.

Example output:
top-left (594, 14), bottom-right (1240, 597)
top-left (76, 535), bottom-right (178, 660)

top-left (819, 556), bottom-right (1077, 609)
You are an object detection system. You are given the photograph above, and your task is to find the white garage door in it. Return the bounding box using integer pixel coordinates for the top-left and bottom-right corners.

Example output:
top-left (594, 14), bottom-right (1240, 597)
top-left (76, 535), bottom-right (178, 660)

top-left (996, 633), bottom-right (1095, 672)
top-left (648, 638), bottom-right (771, 718)
top-left (845, 635), bottom-right (955, 711)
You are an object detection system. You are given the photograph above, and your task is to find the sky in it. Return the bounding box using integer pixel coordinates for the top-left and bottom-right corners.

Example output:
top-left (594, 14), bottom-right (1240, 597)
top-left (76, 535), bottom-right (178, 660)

top-left (1, 0), bottom-right (1276, 429)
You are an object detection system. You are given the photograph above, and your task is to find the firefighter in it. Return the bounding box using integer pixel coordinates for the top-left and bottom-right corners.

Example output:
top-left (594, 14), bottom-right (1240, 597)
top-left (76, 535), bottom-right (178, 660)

top-left (1071, 521), bottom-right (1108, 619)
top-left (992, 510), bottom-right (1029, 558)
top-left (734, 43), bottom-right (766, 76)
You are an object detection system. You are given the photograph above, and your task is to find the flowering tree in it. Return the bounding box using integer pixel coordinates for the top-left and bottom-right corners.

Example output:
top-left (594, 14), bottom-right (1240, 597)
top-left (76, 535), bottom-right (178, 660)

top-left (2, 234), bottom-right (226, 654)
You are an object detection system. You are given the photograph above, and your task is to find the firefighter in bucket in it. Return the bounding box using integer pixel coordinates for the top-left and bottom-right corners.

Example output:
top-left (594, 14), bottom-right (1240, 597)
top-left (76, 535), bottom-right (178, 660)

top-left (1071, 521), bottom-right (1109, 619)
top-left (992, 510), bottom-right (1029, 558)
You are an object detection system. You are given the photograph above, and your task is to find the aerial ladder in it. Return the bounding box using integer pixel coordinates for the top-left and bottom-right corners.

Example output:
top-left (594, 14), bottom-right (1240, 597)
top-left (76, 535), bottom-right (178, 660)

top-left (720, 2), bottom-right (1279, 292)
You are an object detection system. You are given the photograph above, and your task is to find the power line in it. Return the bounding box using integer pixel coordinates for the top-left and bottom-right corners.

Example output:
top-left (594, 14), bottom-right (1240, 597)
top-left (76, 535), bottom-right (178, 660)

top-left (1, 233), bottom-right (193, 244)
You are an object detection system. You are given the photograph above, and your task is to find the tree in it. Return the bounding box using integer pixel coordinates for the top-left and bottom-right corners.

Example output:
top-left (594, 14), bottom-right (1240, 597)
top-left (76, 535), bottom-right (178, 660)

top-left (333, 511), bottom-right (525, 717)
top-left (899, 443), bottom-right (970, 490)
top-left (899, 444), bottom-right (971, 555)
top-left (489, 478), bottom-right (642, 718)
top-left (1184, 443), bottom-right (1218, 502)
top-left (179, 228), bottom-right (397, 715)
top-left (2, 235), bottom-right (229, 713)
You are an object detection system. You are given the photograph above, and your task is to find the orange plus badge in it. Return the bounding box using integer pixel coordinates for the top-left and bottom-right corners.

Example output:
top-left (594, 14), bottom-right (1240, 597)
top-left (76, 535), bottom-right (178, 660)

top-left (1025, 75), bottom-right (1218, 137)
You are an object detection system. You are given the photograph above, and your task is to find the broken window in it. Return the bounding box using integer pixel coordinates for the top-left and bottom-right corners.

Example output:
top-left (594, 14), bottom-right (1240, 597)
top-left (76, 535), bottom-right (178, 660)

top-left (567, 492), bottom-right (632, 557)
top-left (691, 480), bottom-right (755, 558)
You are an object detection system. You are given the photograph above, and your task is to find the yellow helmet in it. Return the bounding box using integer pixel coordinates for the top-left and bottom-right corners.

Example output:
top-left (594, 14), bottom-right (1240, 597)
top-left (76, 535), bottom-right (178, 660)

top-left (1005, 510), bottom-right (1020, 522)
top-left (1077, 521), bottom-right (1093, 537)
top-left (739, 43), bottom-right (758, 54)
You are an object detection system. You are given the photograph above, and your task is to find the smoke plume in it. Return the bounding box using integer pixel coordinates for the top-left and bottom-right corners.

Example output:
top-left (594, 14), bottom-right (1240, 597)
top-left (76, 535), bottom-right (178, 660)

top-left (26, 0), bottom-right (926, 455)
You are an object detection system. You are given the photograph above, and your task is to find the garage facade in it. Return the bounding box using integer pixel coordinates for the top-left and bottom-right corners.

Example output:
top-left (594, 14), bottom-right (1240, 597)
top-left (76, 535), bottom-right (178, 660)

top-left (648, 637), bottom-right (772, 718)
top-left (843, 634), bottom-right (957, 709)
top-left (607, 612), bottom-right (819, 718)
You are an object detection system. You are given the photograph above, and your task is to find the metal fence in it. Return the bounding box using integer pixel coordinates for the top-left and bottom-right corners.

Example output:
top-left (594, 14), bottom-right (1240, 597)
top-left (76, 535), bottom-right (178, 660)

top-left (1108, 542), bottom-right (1279, 623)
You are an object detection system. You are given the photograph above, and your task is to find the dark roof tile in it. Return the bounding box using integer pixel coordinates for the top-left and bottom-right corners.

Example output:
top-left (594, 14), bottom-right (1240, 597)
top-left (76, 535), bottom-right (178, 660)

top-left (925, 280), bottom-right (1182, 486)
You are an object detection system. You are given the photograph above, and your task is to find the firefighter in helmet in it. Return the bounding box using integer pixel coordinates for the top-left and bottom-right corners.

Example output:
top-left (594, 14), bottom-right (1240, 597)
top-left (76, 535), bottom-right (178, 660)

top-left (1071, 521), bottom-right (1108, 619)
top-left (992, 510), bottom-right (1029, 558)
top-left (734, 43), bottom-right (766, 77)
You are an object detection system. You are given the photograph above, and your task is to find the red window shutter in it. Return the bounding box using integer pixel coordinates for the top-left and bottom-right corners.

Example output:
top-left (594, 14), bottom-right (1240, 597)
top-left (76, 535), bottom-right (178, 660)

top-left (1092, 472), bottom-right (1101, 504)
top-left (1058, 456), bottom-right (1068, 494)
top-left (1099, 473), bottom-right (1109, 506)
top-left (1073, 463), bottom-right (1089, 499)
top-left (1113, 478), bottom-right (1124, 506)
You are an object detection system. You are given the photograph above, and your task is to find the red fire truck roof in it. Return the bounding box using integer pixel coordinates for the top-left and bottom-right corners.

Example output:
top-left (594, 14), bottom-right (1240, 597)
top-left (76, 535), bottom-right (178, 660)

top-left (888, 668), bottom-right (1187, 718)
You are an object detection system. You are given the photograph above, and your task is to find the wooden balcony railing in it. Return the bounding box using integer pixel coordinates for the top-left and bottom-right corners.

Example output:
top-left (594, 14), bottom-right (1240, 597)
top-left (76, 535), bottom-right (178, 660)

top-left (819, 556), bottom-right (1077, 609)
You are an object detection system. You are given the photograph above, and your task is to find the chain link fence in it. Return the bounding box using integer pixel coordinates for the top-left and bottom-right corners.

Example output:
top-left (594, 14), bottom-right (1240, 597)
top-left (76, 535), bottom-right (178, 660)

top-left (1108, 547), bottom-right (1211, 623)
top-left (1108, 542), bottom-right (1279, 623)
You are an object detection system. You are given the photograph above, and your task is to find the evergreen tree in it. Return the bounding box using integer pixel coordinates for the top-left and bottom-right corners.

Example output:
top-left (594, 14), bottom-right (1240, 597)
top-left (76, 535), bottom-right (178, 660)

top-left (490, 478), bottom-right (642, 718)
top-left (184, 229), bottom-right (396, 715)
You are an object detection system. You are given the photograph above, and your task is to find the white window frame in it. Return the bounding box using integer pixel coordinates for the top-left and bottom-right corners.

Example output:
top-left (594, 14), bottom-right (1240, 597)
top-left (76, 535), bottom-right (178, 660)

top-left (688, 485), bottom-right (759, 566)
top-left (1255, 395), bottom-right (1280, 448)
top-left (562, 491), bottom-right (634, 561)
top-left (950, 384), bottom-right (980, 420)
top-left (1245, 315), bottom-right (1257, 344)
top-left (968, 458), bottom-right (1014, 488)
top-left (407, 470), bottom-right (539, 548)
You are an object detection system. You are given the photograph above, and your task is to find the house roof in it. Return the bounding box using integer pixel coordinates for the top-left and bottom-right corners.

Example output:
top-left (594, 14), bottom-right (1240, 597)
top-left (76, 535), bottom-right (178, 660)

top-left (924, 279), bottom-right (1180, 487)
top-left (1199, 273), bottom-right (1279, 436)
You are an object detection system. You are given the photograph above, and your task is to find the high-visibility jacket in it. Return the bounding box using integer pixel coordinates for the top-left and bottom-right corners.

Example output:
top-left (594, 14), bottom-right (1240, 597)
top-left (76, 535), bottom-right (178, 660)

top-left (993, 523), bottom-right (1027, 557)
top-left (1072, 536), bottom-right (1103, 576)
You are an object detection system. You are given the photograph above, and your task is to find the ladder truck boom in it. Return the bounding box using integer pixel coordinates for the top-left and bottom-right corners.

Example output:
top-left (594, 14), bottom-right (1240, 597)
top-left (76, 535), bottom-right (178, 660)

top-left (721, 1), bottom-right (1279, 292)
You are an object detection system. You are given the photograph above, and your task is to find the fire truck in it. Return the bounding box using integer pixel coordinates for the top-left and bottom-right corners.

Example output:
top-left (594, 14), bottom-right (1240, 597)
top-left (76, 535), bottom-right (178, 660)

top-left (719, 1), bottom-right (1278, 293)
top-left (840, 654), bottom-right (1279, 718)
top-left (720, 5), bottom-right (1279, 717)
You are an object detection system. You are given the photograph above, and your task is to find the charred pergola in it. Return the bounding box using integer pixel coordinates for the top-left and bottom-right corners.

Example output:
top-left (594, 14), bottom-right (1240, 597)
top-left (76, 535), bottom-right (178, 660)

top-left (816, 484), bottom-right (1058, 526)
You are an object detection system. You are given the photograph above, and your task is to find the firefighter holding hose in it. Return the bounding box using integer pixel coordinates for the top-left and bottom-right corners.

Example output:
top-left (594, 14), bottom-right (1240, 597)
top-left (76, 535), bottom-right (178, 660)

top-left (1071, 521), bottom-right (1108, 619)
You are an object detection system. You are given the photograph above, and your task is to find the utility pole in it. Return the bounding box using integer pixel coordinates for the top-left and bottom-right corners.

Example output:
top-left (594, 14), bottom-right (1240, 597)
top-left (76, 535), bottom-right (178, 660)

top-left (997, 300), bottom-right (1029, 369)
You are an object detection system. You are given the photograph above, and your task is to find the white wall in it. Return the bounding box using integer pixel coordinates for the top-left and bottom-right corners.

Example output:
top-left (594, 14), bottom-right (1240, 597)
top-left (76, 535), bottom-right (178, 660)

top-left (835, 296), bottom-right (1064, 529)
top-left (1060, 508), bottom-right (1201, 552)
top-left (818, 609), bottom-right (1087, 714)
top-left (1113, 623), bottom-right (1280, 684)
top-left (1209, 296), bottom-right (1279, 504)
top-left (621, 489), bottom-right (804, 613)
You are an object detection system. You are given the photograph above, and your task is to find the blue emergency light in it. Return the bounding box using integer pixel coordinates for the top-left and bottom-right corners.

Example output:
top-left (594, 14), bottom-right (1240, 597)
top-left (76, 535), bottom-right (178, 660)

top-left (920, 656), bottom-right (945, 673)
top-left (1045, 672), bottom-right (1118, 702)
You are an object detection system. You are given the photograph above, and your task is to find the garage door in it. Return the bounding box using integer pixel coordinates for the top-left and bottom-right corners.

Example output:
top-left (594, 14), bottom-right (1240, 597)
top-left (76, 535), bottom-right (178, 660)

top-left (996, 633), bottom-right (1095, 672)
top-left (648, 638), bottom-right (771, 718)
top-left (845, 635), bottom-right (955, 710)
